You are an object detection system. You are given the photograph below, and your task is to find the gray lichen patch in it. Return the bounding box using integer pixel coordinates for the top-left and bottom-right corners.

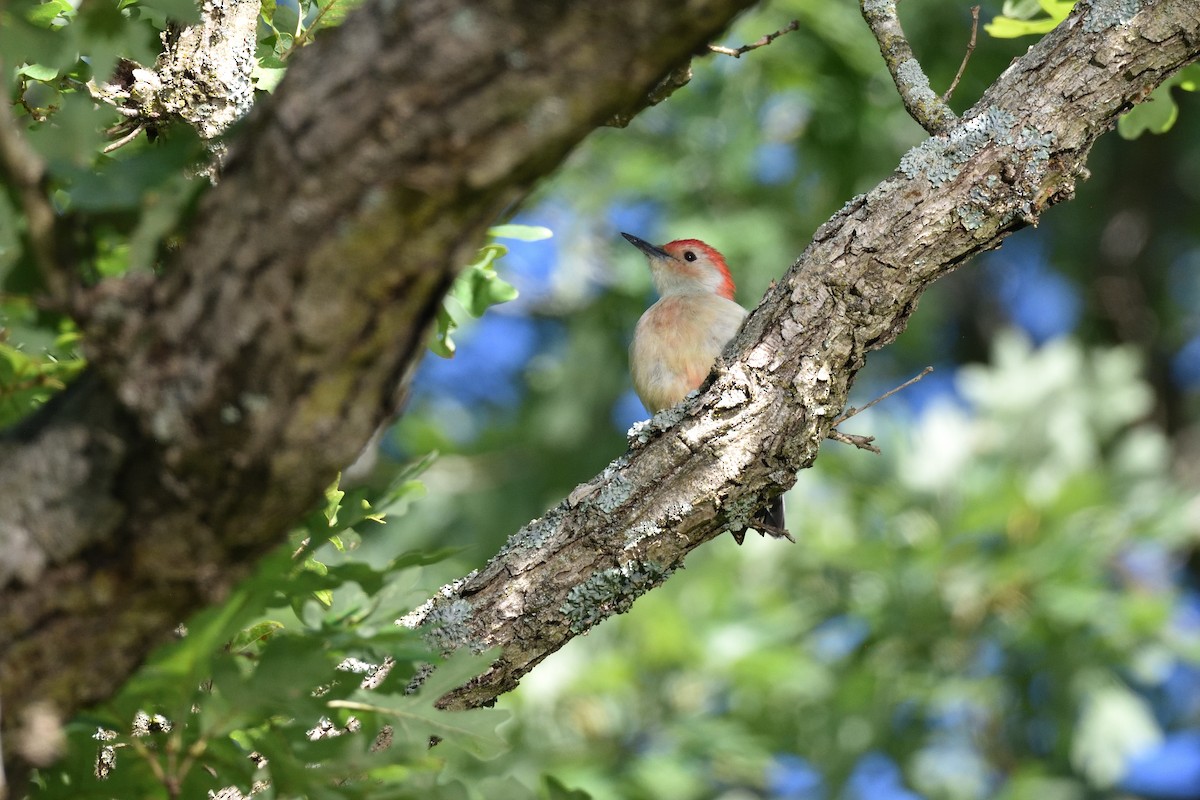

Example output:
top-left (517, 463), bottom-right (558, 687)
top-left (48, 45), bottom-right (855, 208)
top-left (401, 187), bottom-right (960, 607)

top-left (956, 203), bottom-right (988, 231)
top-left (496, 506), bottom-right (565, 556)
top-left (595, 471), bottom-right (634, 513)
top-left (895, 59), bottom-right (941, 115)
top-left (1084, 0), bottom-right (1142, 32)
top-left (626, 404), bottom-right (688, 446)
top-left (397, 570), bottom-right (478, 630)
top-left (1016, 126), bottom-right (1055, 163)
top-left (560, 560), bottom-right (676, 634)
top-left (723, 495), bottom-right (758, 533)
top-left (664, 499), bottom-right (694, 521)
top-left (627, 403), bottom-right (689, 447)
top-left (624, 520), bottom-right (661, 550)
top-left (419, 598), bottom-right (484, 654)
top-left (899, 108), bottom-right (1019, 187)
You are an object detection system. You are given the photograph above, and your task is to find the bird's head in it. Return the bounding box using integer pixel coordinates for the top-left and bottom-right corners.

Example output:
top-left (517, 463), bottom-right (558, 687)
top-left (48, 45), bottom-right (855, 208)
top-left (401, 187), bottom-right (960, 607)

top-left (622, 232), bottom-right (736, 300)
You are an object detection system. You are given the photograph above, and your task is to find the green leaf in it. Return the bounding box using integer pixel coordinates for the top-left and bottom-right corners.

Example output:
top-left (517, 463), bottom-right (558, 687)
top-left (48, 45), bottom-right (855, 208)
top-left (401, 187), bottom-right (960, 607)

top-left (452, 263), bottom-right (519, 318)
top-left (1116, 66), bottom-right (1200, 139)
top-left (488, 224), bottom-right (554, 242)
top-left (328, 650), bottom-right (511, 759)
top-left (324, 473), bottom-right (345, 526)
top-left (430, 304), bottom-right (458, 358)
top-left (984, 16), bottom-right (1058, 38)
top-left (1035, 0), bottom-right (1074, 20)
top-left (25, 0), bottom-right (75, 27)
top-left (272, 0), bottom-right (301, 37)
top-left (544, 776), bottom-right (594, 800)
top-left (17, 62), bottom-right (59, 80)
top-left (309, 0), bottom-right (368, 32)
top-left (986, 0), bottom-right (1074, 38)
top-left (64, 126), bottom-right (207, 211)
top-left (1117, 85), bottom-right (1178, 139)
top-left (229, 619), bottom-right (286, 653)
top-left (252, 64), bottom-right (287, 93)
top-left (999, 0), bottom-right (1045, 18)
top-left (1178, 64), bottom-right (1200, 91)
top-left (0, 340), bottom-right (86, 428)
top-left (25, 91), bottom-right (113, 173)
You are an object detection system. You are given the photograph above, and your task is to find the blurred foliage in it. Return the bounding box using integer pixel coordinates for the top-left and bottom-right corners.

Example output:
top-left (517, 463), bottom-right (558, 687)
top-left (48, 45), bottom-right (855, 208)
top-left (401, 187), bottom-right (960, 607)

top-left (984, 0), bottom-right (1073, 38)
top-left (3, 0), bottom-right (1200, 798)
top-left (986, 1), bottom-right (1199, 139)
top-left (32, 468), bottom-right (521, 799)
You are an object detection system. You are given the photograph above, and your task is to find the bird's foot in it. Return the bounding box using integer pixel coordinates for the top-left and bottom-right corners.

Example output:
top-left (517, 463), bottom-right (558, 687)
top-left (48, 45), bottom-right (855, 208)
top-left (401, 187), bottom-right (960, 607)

top-left (730, 524), bottom-right (795, 545)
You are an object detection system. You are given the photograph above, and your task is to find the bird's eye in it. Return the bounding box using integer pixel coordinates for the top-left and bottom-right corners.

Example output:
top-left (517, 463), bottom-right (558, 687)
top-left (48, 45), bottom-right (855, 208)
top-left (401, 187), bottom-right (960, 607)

top-left (683, 251), bottom-right (697, 262)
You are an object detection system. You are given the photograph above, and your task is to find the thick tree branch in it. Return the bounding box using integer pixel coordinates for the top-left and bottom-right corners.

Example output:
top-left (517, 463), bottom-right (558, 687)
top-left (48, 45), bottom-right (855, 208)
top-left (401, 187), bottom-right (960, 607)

top-left (0, 0), bottom-right (757, 778)
top-left (401, 0), bottom-right (1200, 710)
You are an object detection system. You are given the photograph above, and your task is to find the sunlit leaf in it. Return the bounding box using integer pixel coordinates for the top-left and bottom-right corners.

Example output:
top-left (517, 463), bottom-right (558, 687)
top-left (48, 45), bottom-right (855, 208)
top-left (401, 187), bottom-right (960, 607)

top-left (488, 224), bottom-right (554, 242)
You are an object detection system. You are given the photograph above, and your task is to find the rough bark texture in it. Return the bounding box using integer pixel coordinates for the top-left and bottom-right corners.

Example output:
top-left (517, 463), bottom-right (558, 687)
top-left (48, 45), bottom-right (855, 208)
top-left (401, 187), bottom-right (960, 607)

top-left (0, 0), bottom-right (757, 777)
top-left (402, 0), bottom-right (1200, 709)
top-left (150, 0), bottom-right (260, 139)
top-left (91, 0), bottom-right (260, 145)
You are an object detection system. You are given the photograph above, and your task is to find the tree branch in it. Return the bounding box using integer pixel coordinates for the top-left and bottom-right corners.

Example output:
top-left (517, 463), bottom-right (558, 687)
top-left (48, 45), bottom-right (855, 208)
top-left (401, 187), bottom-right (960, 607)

top-left (708, 19), bottom-right (800, 58)
top-left (942, 6), bottom-right (981, 103)
top-left (401, 0), bottom-right (1200, 710)
top-left (0, 81), bottom-right (71, 310)
top-left (860, 0), bottom-right (959, 134)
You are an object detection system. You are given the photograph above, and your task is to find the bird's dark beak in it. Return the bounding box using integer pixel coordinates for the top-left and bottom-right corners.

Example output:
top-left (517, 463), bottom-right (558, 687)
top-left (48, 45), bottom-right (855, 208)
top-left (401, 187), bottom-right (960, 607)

top-left (621, 232), bottom-right (671, 260)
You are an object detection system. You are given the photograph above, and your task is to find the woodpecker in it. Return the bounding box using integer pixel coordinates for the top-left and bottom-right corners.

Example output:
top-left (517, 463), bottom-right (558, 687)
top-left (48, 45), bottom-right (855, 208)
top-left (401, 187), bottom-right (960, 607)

top-left (623, 232), bottom-right (790, 544)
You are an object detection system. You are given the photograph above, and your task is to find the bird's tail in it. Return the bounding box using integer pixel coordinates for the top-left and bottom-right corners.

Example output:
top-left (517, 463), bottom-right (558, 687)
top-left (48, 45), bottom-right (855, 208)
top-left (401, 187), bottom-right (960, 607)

top-left (732, 496), bottom-right (792, 544)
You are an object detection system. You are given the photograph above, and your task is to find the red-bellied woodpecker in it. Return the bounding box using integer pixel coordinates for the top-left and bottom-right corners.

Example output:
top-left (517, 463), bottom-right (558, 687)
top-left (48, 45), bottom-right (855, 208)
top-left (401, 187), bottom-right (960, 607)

top-left (623, 232), bottom-right (790, 544)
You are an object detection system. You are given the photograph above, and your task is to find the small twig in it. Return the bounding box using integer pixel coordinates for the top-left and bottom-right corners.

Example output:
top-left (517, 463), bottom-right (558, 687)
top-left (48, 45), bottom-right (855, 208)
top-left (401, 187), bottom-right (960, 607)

top-left (282, 0), bottom-right (347, 61)
top-left (0, 92), bottom-right (72, 310)
top-left (605, 65), bottom-right (693, 127)
top-left (609, 20), bottom-right (799, 128)
top-left (708, 19), bottom-right (800, 58)
top-left (827, 366), bottom-right (933, 454)
top-left (859, 0), bottom-right (958, 135)
top-left (833, 366), bottom-right (934, 426)
top-left (827, 429), bottom-right (881, 454)
top-left (102, 123), bottom-right (146, 154)
top-left (942, 6), bottom-right (980, 103)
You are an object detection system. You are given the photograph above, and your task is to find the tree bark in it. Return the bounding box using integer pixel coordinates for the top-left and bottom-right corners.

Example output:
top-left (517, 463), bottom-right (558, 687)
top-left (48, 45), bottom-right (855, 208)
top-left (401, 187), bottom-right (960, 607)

top-left (0, 0), bottom-right (757, 776)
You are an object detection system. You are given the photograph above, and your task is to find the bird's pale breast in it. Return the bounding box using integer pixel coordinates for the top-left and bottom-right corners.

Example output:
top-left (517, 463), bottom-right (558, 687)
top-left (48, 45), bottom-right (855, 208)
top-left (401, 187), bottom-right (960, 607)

top-left (630, 294), bottom-right (747, 412)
